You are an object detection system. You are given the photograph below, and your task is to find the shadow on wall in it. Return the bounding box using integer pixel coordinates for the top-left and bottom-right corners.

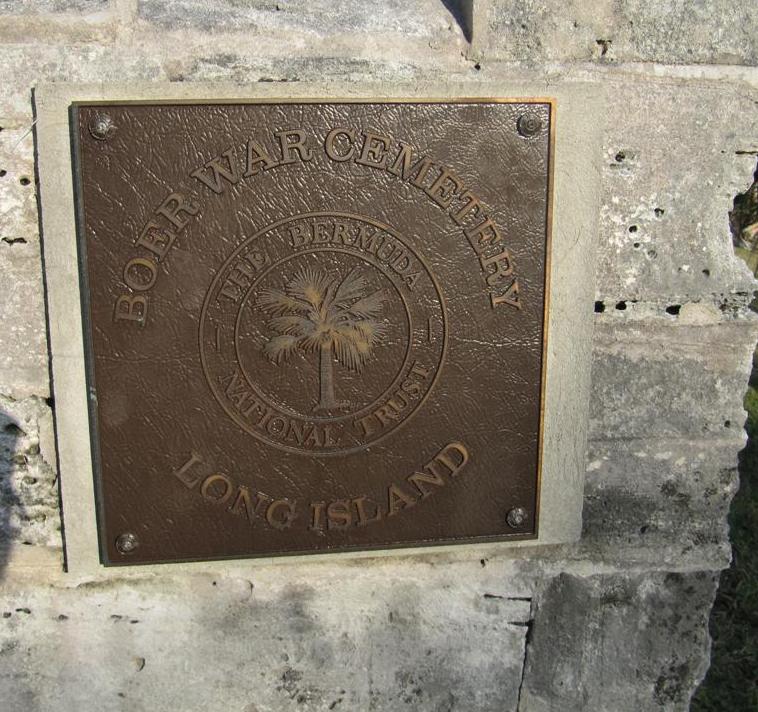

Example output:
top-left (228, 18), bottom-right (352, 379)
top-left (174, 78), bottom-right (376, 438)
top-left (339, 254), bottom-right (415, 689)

top-left (0, 407), bottom-right (24, 581)
top-left (440, 0), bottom-right (472, 42)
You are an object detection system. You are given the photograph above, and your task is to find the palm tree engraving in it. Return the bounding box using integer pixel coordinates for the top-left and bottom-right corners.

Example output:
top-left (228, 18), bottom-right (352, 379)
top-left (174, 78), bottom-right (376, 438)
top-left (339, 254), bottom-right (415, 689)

top-left (257, 267), bottom-right (386, 412)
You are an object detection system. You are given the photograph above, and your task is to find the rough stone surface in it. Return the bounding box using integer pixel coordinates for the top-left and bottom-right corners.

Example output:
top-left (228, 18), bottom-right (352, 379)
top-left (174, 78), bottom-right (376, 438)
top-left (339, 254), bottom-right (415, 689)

top-left (0, 128), bottom-right (49, 399)
top-left (0, 571), bottom-right (530, 712)
top-left (590, 318), bottom-right (757, 440)
top-left (0, 239), bottom-right (49, 400)
top-left (0, 395), bottom-right (60, 550)
top-left (520, 571), bottom-right (718, 711)
top-left (581, 439), bottom-right (741, 569)
top-left (0, 1), bottom-right (757, 710)
top-left (137, 0), bottom-right (456, 37)
top-left (482, 0), bottom-right (758, 65)
top-left (0, 0), bottom-right (108, 13)
top-left (596, 78), bottom-right (758, 304)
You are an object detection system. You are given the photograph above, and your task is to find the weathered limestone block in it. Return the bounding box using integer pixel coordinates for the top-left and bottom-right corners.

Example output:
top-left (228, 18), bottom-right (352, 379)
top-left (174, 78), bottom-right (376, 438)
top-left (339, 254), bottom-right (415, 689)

top-left (0, 127), bottom-right (37, 240)
top-left (174, 54), bottom-right (437, 84)
top-left (519, 571), bottom-right (718, 712)
top-left (0, 0), bottom-right (116, 45)
top-left (1, 46), bottom-right (165, 122)
top-left (0, 571), bottom-right (530, 711)
top-left (136, 0), bottom-right (458, 38)
top-left (596, 78), bottom-right (758, 304)
top-left (481, 0), bottom-right (758, 65)
top-left (0, 395), bottom-right (60, 550)
top-left (580, 439), bottom-right (741, 570)
top-left (0, 0), bottom-right (108, 13)
top-left (590, 317), bottom-right (758, 440)
top-left (0, 241), bottom-right (49, 400)
top-left (0, 127), bottom-right (49, 399)
top-left (131, 0), bottom-right (469, 81)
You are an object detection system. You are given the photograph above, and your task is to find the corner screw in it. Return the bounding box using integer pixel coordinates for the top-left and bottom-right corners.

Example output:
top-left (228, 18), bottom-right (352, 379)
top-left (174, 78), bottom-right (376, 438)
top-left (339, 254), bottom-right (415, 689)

top-left (89, 114), bottom-right (116, 141)
top-left (517, 114), bottom-right (542, 138)
top-left (506, 507), bottom-right (528, 529)
top-left (115, 532), bottom-right (138, 554)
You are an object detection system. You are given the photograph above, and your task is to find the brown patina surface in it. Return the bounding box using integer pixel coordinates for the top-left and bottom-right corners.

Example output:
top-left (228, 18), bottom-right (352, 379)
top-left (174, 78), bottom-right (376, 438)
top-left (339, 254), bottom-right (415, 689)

top-left (72, 100), bottom-right (553, 564)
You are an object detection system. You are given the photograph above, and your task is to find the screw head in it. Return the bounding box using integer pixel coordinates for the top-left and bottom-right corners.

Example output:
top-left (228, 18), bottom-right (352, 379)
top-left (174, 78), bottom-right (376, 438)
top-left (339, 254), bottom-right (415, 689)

top-left (89, 114), bottom-right (116, 141)
top-left (517, 114), bottom-right (542, 138)
top-left (115, 532), bottom-right (138, 554)
top-left (506, 507), bottom-right (529, 529)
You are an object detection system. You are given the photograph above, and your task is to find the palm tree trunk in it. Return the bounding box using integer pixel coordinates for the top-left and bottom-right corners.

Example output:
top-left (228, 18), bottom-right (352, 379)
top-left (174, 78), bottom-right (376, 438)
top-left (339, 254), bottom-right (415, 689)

top-left (317, 342), bottom-right (338, 410)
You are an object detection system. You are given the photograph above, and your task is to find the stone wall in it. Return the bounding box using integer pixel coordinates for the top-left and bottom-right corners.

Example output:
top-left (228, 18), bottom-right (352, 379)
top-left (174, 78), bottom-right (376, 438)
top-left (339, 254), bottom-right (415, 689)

top-left (1, 2), bottom-right (757, 710)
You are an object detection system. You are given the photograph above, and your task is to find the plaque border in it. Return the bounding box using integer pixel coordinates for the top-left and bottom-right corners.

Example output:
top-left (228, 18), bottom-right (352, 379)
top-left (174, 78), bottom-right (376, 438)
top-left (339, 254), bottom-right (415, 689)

top-left (33, 82), bottom-right (601, 576)
top-left (72, 101), bottom-right (549, 564)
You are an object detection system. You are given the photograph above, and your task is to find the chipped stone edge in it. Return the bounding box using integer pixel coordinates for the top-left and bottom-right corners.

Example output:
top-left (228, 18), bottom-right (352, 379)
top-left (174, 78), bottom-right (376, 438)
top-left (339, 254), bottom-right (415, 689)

top-left (32, 80), bottom-right (601, 578)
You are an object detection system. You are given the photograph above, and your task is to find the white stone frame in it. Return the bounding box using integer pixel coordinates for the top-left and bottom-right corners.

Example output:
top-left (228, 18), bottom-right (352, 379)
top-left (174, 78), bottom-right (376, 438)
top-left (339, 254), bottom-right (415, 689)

top-left (35, 82), bottom-right (601, 576)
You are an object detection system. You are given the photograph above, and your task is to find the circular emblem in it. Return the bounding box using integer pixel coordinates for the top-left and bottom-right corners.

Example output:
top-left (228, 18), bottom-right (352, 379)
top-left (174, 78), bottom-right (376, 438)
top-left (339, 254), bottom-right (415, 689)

top-left (200, 212), bottom-right (446, 455)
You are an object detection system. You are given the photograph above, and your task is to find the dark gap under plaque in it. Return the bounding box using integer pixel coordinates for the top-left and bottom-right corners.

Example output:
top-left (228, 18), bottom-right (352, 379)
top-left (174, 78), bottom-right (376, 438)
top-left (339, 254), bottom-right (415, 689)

top-left (70, 100), bottom-right (554, 565)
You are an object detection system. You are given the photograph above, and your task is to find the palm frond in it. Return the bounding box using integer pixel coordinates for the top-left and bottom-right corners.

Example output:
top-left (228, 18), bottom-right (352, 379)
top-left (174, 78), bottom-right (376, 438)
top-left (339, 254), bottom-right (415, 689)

top-left (332, 330), bottom-right (366, 372)
top-left (354, 319), bottom-right (385, 344)
top-left (332, 269), bottom-right (368, 307)
top-left (344, 290), bottom-right (385, 320)
top-left (331, 323), bottom-right (380, 372)
top-left (259, 267), bottom-right (386, 373)
top-left (268, 315), bottom-right (316, 337)
top-left (263, 334), bottom-right (303, 364)
top-left (257, 288), bottom-right (309, 316)
top-left (298, 330), bottom-right (324, 354)
top-left (286, 267), bottom-right (331, 310)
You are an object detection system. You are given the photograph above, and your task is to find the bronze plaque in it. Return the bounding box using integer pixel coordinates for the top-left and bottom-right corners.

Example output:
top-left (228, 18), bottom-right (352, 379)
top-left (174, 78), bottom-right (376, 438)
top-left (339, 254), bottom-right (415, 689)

top-left (70, 100), bottom-right (554, 565)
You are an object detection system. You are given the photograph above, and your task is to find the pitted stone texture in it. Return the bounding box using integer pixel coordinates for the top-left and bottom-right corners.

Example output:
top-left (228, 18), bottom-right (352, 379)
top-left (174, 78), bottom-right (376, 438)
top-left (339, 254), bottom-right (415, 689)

top-left (0, 127), bottom-right (38, 240)
top-left (0, 129), bottom-right (48, 399)
top-left (590, 317), bottom-right (758, 440)
top-left (175, 55), bottom-right (436, 84)
top-left (132, 0), bottom-right (469, 76)
top-left (0, 573), bottom-right (530, 711)
top-left (1, 46), bottom-right (165, 121)
top-left (581, 439), bottom-right (740, 570)
top-left (0, 0), bottom-right (116, 45)
top-left (0, 395), bottom-right (60, 549)
top-left (0, 245), bottom-right (49, 400)
top-left (0, 0), bottom-right (108, 13)
top-left (0, 46), bottom-right (471, 122)
top-left (481, 0), bottom-right (757, 65)
top-left (597, 77), bottom-right (758, 303)
top-left (519, 571), bottom-right (718, 712)
top-left (137, 0), bottom-right (459, 38)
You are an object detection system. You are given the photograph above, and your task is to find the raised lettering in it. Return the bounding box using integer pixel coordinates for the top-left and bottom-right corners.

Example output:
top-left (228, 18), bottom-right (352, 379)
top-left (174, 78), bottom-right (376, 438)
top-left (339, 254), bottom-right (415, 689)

top-left (426, 168), bottom-right (464, 209)
top-left (191, 149), bottom-right (241, 194)
top-left (114, 294), bottom-right (148, 325)
top-left (266, 499), bottom-right (296, 530)
top-left (324, 127), bottom-right (355, 162)
top-left (356, 131), bottom-right (392, 169)
top-left (309, 501), bottom-right (326, 532)
top-left (354, 496), bottom-right (382, 527)
top-left (135, 221), bottom-right (176, 261)
top-left (465, 218), bottom-right (503, 253)
top-left (387, 482), bottom-right (417, 516)
top-left (244, 139), bottom-right (278, 176)
top-left (434, 441), bottom-right (470, 476)
top-left (276, 129), bottom-right (312, 165)
top-left (173, 451), bottom-right (204, 489)
top-left (327, 500), bottom-right (352, 530)
top-left (156, 192), bottom-right (199, 231)
top-left (201, 474), bottom-right (234, 505)
top-left (480, 247), bottom-right (514, 286)
top-left (123, 257), bottom-right (158, 292)
top-left (491, 279), bottom-right (521, 309)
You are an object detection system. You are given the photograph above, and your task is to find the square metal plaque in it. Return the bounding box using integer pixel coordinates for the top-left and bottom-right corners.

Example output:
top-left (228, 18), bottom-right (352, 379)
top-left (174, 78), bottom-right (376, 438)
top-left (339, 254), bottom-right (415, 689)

top-left (71, 99), bottom-right (554, 564)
